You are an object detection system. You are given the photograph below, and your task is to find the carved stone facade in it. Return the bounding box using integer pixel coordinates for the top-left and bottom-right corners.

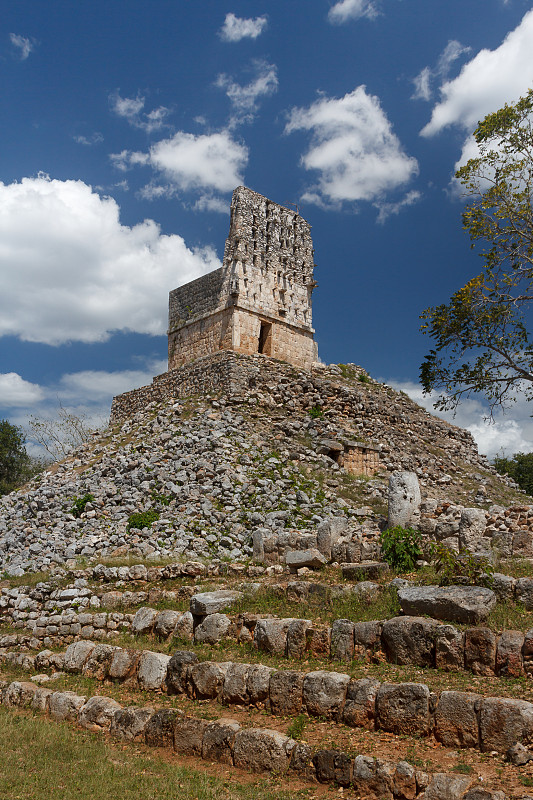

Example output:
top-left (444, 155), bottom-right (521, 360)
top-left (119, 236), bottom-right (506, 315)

top-left (168, 186), bottom-right (318, 370)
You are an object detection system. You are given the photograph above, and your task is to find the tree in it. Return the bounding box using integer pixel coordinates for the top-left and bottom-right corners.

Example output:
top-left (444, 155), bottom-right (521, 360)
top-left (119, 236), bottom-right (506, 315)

top-left (0, 419), bottom-right (31, 495)
top-left (493, 451), bottom-right (533, 496)
top-left (28, 403), bottom-right (97, 461)
top-left (420, 89), bottom-right (533, 415)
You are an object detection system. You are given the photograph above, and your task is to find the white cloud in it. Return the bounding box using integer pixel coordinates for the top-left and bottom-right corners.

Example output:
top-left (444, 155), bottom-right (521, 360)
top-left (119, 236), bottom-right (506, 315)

top-left (328, 0), bottom-right (379, 24)
top-left (0, 373), bottom-right (44, 407)
top-left (421, 9), bottom-right (533, 137)
top-left (57, 361), bottom-right (167, 402)
top-left (10, 33), bottom-right (34, 60)
top-left (193, 195), bottom-right (229, 214)
top-left (219, 13), bottom-right (267, 42)
top-left (388, 379), bottom-right (533, 459)
top-left (374, 190), bottom-right (422, 224)
top-left (412, 40), bottom-right (471, 102)
top-left (145, 130), bottom-right (247, 194)
top-left (0, 174), bottom-right (220, 345)
top-left (216, 60), bottom-right (278, 125)
top-left (110, 92), bottom-right (170, 134)
top-left (285, 86), bottom-right (418, 206)
top-left (73, 132), bottom-right (104, 146)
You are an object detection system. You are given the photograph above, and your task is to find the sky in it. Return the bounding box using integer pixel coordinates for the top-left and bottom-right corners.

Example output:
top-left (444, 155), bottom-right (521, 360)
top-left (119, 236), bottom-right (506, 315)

top-left (1, 0), bottom-right (533, 460)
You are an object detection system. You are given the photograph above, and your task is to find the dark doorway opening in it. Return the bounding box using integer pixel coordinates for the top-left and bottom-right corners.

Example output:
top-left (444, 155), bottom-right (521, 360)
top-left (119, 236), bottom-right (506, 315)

top-left (258, 322), bottom-right (272, 355)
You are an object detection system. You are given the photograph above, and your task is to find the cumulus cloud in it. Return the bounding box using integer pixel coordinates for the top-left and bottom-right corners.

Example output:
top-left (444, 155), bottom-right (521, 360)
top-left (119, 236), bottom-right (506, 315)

top-left (387, 379), bottom-right (533, 459)
top-left (285, 86), bottom-right (418, 207)
top-left (112, 130), bottom-right (248, 199)
top-left (10, 33), bottom-right (34, 60)
top-left (412, 40), bottom-right (471, 101)
top-left (374, 190), bottom-right (422, 224)
top-left (57, 361), bottom-right (167, 403)
top-left (110, 92), bottom-right (170, 134)
top-left (0, 373), bottom-right (44, 407)
top-left (216, 60), bottom-right (278, 126)
top-left (328, 0), bottom-right (379, 24)
top-left (0, 174), bottom-right (220, 345)
top-left (421, 9), bottom-right (533, 137)
top-left (219, 13), bottom-right (267, 42)
top-left (73, 132), bottom-right (104, 146)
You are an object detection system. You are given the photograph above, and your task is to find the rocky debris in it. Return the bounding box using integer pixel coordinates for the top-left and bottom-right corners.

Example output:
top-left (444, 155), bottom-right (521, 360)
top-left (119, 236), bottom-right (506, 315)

top-left (341, 561), bottom-right (389, 581)
top-left (285, 548), bottom-right (327, 570)
top-left (397, 585), bottom-right (497, 624)
top-left (387, 471), bottom-right (421, 528)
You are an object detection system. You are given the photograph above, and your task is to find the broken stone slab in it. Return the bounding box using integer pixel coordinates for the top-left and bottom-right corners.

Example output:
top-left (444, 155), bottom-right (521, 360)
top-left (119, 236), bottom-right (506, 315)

top-left (387, 471), bottom-right (421, 528)
top-left (189, 590), bottom-right (243, 616)
top-left (341, 562), bottom-right (389, 581)
top-left (233, 728), bottom-right (295, 773)
top-left (423, 773), bottom-right (474, 800)
top-left (398, 585), bottom-right (496, 625)
top-left (317, 517), bottom-right (348, 559)
top-left (81, 644), bottom-right (120, 681)
top-left (285, 548), bottom-right (327, 571)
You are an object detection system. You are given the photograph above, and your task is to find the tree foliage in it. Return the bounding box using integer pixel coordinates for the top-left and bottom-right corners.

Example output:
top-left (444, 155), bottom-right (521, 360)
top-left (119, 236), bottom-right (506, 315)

top-left (0, 420), bottom-right (31, 495)
top-left (493, 451), bottom-right (533, 496)
top-left (420, 89), bottom-right (533, 414)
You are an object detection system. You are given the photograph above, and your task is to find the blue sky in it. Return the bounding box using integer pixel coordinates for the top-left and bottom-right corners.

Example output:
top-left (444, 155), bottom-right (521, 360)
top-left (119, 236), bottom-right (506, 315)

top-left (1, 0), bottom-right (533, 459)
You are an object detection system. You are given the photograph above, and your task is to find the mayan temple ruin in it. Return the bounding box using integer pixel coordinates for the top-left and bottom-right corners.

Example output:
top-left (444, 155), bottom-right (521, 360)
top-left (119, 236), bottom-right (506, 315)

top-left (168, 186), bottom-right (319, 370)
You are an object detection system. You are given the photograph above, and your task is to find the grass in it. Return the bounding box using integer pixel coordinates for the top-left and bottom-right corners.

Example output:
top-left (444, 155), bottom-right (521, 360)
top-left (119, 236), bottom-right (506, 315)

top-left (0, 708), bottom-right (301, 800)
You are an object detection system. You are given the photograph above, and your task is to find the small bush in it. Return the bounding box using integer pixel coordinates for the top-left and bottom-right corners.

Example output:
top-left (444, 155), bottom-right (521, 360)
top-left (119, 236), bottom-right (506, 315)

top-left (70, 493), bottom-right (94, 518)
top-left (379, 525), bottom-right (423, 571)
top-left (287, 714), bottom-right (307, 740)
top-left (358, 373), bottom-right (370, 384)
top-left (432, 543), bottom-right (494, 588)
top-left (127, 509), bottom-right (160, 531)
top-left (309, 405), bottom-right (323, 419)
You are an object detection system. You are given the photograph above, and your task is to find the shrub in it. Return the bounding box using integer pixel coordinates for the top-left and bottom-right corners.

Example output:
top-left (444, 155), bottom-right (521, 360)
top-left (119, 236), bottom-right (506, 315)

top-left (379, 525), bottom-right (423, 571)
top-left (432, 543), bottom-right (494, 588)
top-left (309, 405), bottom-right (323, 419)
top-left (70, 493), bottom-right (94, 518)
top-left (127, 509), bottom-right (160, 531)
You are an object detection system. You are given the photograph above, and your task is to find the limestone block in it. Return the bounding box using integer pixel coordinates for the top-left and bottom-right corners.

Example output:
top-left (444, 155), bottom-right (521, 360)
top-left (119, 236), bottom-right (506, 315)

top-left (31, 687), bottom-right (52, 712)
top-left (82, 644), bottom-right (120, 680)
top-left (131, 606), bottom-right (158, 635)
top-left (289, 742), bottom-right (315, 779)
top-left (313, 750), bottom-right (353, 787)
top-left (317, 517), bottom-right (348, 559)
top-left (78, 696), bottom-right (122, 731)
top-left (435, 624), bottom-right (464, 671)
top-left (63, 640), bottom-right (95, 673)
top-left (516, 577), bottom-right (533, 610)
top-left (330, 619), bottom-right (355, 661)
top-left (174, 716), bottom-right (210, 755)
top-left (190, 590), bottom-right (242, 616)
top-left (342, 677), bottom-right (380, 729)
top-left (285, 548), bottom-right (326, 570)
top-left (353, 620), bottom-right (382, 660)
top-left (137, 651), bottom-right (170, 691)
top-left (480, 696), bottom-right (533, 753)
top-left (202, 718), bottom-right (240, 764)
top-left (286, 618), bottom-right (311, 658)
top-left (194, 613), bottom-right (231, 644)
top-left (233, 728), bottom-right (295, 773)
top-left (269, 670), bottom-right (304, 715)
top-left (145, 708), bottom-right (182, 748)
top-left (423, 773), bottom-right (474, 800)
top-left (381, 617), bottom-right (437, 667)
top-left (459, 508), bottom-right (488, 553)
top-left (302, 670), bottom-right (350, 720)
top-left (222, 662), bottom-right (250, 705)
top-left (394, 760), bottom-right (417, 800)
top-left (154, 609), bottom-right (181, 639)
top-left (512, 530), bottom-right (533, 559)
top-left (496, 630), bottom-right (525, 677)
top-left (190, 661), bottom-right (232, 699)
top-left (341, 562), bottom-right (389, 581)
top-left (49, 690), bottom-right (86, 721)
top-left (463, 790), bottom-right (507, 800)
top-left (376, 683), bottom-right (431, 736)
top-left (254, 618), bottom-right (295, 655)
top-left (491, 573), bottom-right (516, 601)
top-left (172, 611), bottom-right (194, 641)
top-left (166, 650), bottom-right (199, 695)
top-left (307, 625), bottom-right (331, 657)
top-left (108, 648), bottom-right (140, 682)
top-left (398, 585), bottom-right (496, 625)
top-left (110, 706), bottom-right (154, 740)
top-left (246, 664), bottom-right (275, 705)
top-left (387, 471), bottom-right (421, 528)
top-left (464, 628), bottom-right (496, 676)
top-left (351, 755), bottom-right (395, 800)
top-left (434, 691), bottom-right (481, 748)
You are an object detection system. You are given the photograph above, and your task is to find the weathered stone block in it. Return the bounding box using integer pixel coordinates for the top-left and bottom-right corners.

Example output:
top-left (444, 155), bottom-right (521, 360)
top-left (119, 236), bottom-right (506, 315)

top-left (435, 625), bottom-right (464, 672)
top-left (480, 696), bottom-right (533, 753)
top-left (222, 662), bottom-right (250, 705)
top-left (131, 606), bottom-right (158, 635)
top-left (78, 696), bottom-right (122, 731)
top-left (313, 750), bottom-right (353, 787)
top-left (172, 611), bottom-right (194, 641)
top-left (376, 683), bottom-right (431, 736)
top-left (108, 648), bottom-right (140, 682)
top-left (233, 728), bottom-right (294, 773)
top-left (154, 610), bottom-right (181, 639)
top-left (202, 719), bottom-right (240, 764)
top-left (246, 664), bottom-right (274, 705)
top-left (341, 562), bottom-right (389, 581)
top-left (398, 585), bottom-right (496, 625)
top-left (269, 670), bottom-right (304, 715)
top-left (353, 620), bottom-right (382, 660)
top-left (49, 691), bottom-right (86, 721)
top-left (342, 677), bottom-right (380, 729)
top-left (286, 619), bottom-right (311, 659)
top-left (63, 640), bottom-right (95, 673)
top-left (190, 590), bottom-right (242, 616)
top-left (174, 716), bottom-right (210, 755)
top-left (496, 630), bottom-right (525, 677)
top-left (434, 691), bottom-right (481, 748)
top-left (194, 613), bottom-right (231, 644)
top-left (145, 708), bottom-right (182, 748)
top-left (464, 628), bottom-right (496, 676)
top-left (330, 619), bottom-right (355, 661)
top-left (254, 618), bottom-right (295, 655)
top-left (351, 755), bottom-right (394, 800)
top-left (424, 773), bottom-right (474, 800)
top-left (166, 650), bottom-right (199, 695)
top-left (190, 661), bottom-right (231, 699)
top-left (516, 577), bottom-right (533, 610)
top-left (137, 651), bottom-right (170, 691)
top-left (381, 617), bottom-right (437, 667)
top-left (81, 643), bottom-right (119, 680)
top-left (302, 670), bottom-right (349, 720)
top-left (388, 471), bottom-right (421, 528)
top-left (111, 706), bottom-right (154, 740)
